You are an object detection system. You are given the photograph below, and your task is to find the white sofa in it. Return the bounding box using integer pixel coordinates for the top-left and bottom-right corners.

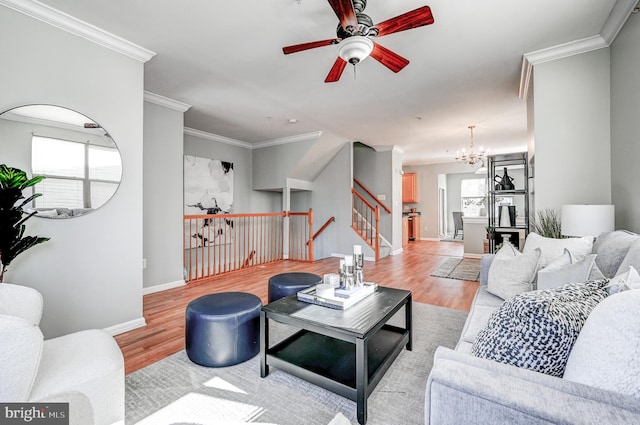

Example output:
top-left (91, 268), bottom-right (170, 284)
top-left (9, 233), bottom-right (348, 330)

top-left (425, 230), bottom-right (640, 424)
top-left (0, 283), bottom-right (125, 425)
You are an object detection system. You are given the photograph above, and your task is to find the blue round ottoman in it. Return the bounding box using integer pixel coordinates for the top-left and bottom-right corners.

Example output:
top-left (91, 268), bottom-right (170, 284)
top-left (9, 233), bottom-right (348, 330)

top-left (185, 292), bottom-right (262, 367)
top-left (268, 272), bottom-right (322, 302)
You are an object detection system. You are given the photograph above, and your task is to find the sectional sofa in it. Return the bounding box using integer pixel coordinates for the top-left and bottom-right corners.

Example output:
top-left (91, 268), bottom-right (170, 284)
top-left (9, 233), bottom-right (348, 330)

top-left (425, 230), bottom-right (640, 424)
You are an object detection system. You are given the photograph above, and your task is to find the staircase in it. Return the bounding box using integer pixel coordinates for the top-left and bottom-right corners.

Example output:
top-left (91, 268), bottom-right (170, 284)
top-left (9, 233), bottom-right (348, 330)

top-left (352, 178), bottom-right (393, 261)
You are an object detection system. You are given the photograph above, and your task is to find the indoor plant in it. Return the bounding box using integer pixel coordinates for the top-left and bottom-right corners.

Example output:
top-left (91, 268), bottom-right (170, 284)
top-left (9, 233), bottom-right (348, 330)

top-left (532, 208), bottom-right (564, 239)
top-left (0, 164), bottom-right (49, 283)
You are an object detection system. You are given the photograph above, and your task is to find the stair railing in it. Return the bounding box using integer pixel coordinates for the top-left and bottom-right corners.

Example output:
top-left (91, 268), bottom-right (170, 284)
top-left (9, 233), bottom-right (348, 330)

top-left (351, 189), bottom-right (380, 261)
top-left (353, 177), bottom-right (392, 214)
top-left (184, 209), bottom-right (313, 282)
top-left (308, 216), bottom-right (335, 245)
top-left (286, 209), bottom-right (314, 262)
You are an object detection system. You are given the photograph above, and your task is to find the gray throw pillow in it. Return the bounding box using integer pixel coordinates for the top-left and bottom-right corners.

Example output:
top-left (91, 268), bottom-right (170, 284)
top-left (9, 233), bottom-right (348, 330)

top-left (592, 230), bottom-right (640, 278)
top-left (615, 239), bottom-right (640, 278)
top-left (536, 254), bottom-right (597, 290)
top-left (471, 280), bottom-right (609, 377)
top-left (487, 246), bottom-right (541, 300)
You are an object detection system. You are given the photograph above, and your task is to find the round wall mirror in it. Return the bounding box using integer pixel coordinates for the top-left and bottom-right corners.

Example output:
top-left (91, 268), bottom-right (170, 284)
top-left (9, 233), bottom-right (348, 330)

top-left (0, 104), bottom-right (122, 218)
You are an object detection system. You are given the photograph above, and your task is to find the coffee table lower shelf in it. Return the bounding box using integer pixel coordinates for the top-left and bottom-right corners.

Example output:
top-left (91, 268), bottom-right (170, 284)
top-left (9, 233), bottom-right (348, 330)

top-left (265, 325), bottom-right (409, 403)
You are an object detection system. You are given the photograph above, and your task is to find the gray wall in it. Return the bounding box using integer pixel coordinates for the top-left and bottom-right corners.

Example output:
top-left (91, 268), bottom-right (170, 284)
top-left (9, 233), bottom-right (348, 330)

top-left (253, 138), bottom-right (316, 190)
top-left (611, 13), bottom-right (640, 232)
top-left (143, 101), bottom-right (185, 290)
top-left (0, 7), bottom-right (144, 338)
top-left (532, 48), bottom-right (612, 211)
top-left (184, 134), bottom-right (281, 213)
top-left (310, 143), bottom-right (373, 259)
top-left (403, 162), bottom-right (484, 239)
top-left (445, 172), bottom-right (476, 234)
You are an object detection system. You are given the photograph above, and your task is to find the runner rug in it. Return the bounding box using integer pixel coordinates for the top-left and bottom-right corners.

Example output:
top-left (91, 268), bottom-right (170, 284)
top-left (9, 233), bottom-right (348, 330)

top-left (431, 258), bottom-right (481, 282)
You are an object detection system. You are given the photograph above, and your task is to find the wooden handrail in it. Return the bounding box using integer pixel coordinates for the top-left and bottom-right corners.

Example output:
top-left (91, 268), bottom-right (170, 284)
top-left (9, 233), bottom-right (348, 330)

top-left (353, 177), bottom-right (392, 214)
top-left (352, 188), bottom-right (376, 211)
top-left (308, 216), bottom-right (335, 245)
top-left (351, 189), bottom-right (381, 261)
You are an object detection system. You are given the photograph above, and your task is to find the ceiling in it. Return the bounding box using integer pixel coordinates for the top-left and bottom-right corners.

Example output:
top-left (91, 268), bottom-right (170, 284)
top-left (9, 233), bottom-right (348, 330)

top-left (26, 0), bottom-right (632, 165)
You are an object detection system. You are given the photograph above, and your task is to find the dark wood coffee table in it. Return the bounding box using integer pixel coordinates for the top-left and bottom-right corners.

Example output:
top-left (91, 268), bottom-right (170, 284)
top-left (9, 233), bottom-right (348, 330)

top-left (260, 286), bottom-right (412, 425)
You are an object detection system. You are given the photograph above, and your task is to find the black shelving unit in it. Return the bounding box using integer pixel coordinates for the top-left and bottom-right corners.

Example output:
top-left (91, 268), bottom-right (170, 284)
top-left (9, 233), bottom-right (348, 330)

top-left (487, 152), bottom-right (530, 253)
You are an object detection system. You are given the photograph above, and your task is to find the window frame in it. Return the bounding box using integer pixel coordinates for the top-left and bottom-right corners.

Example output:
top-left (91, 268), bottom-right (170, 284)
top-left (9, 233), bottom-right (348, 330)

top-left (31, 135), bottom-right (120, 209)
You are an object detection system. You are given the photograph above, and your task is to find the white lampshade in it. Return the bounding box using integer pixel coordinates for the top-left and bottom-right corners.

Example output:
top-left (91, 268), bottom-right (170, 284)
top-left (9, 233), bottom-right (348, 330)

top-left (561, 204), bottom-right (615, 237)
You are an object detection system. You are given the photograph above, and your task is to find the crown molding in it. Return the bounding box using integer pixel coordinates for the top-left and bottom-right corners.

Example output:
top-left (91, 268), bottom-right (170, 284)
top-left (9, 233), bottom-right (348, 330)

top-left (184, 128), bottom-right (324, 150)
top-left (524, 35), bottom-right (607, 66)
top-left (601, 0), bottom-right (640, 44)
top-left (144, 91), bottom-right (191, 112)
top-left (184, 127), bottom-right (252, 149)
top-left (518, 56), bottom-right (534, 100)
top-left (519, 36), bottom-right (607, 99)
top-left (519, 0), bottom-right (639, 100)
top-left (0, 0), bottom-right (155, 62)
top-left (253, 131), bottom-right (323, 149)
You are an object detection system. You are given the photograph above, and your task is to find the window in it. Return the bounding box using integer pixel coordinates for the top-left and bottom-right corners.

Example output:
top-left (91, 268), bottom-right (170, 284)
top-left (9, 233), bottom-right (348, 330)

top-left (31, 136), bottom-right (121, 209)
top-left (461, 178), bottom-right (487, 216)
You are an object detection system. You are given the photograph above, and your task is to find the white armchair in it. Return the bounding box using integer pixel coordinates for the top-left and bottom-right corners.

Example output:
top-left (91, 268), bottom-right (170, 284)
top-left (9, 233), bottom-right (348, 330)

top-left (0, 284), bottom-right (124, 425)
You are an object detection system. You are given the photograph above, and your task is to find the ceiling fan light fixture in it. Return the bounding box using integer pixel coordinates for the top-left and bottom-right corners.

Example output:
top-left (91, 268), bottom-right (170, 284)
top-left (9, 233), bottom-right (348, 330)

top-left (337, 36), bottom-right (373, 65)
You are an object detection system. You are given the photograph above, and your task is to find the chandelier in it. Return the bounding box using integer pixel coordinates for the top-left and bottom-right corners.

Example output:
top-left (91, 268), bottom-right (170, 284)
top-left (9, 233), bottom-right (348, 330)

top-left (455, 125), bottom-right (488, 165)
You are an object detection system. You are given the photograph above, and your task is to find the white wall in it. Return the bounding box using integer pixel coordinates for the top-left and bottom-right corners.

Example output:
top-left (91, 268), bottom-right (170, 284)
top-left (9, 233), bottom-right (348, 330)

top-left (611, 13), bottom-right (640, 233)
top-left (532, 48), bottom-right (612, 211)
top-left (143, 101), bottom-right (185, 290)
top-left (0, 7), bottom-right (145, 338)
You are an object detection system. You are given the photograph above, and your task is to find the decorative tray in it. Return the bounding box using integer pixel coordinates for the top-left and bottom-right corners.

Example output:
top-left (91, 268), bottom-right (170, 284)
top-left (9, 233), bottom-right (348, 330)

top-left (297, 282), bottom-right (378, 310)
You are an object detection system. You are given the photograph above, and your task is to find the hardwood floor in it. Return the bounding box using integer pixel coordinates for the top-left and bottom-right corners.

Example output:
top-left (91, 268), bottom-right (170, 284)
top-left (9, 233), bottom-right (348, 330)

top-left (115, 240), bottom-right (478, 374)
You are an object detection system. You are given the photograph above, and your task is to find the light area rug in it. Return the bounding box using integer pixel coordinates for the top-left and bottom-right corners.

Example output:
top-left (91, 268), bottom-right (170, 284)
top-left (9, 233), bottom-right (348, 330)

top-left (431, 258), bottom-right (481, 282)
top-left (438, 237), bottom-right (463, 243)
top-left (125, 302), bottom-right (467, 425)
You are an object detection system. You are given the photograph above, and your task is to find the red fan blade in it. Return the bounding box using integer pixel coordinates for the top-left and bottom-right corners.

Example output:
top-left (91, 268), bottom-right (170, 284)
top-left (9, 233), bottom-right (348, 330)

top-left (373, 6), bottom-right (434, 37)
top-left (325, 57), bottom-right (348, 83)
top-left (283, 39), bottom-right (339, 55)
top-left (327, 0), bottom-right (358, 34)
top-left (370, 42), bottom-right (409, 73)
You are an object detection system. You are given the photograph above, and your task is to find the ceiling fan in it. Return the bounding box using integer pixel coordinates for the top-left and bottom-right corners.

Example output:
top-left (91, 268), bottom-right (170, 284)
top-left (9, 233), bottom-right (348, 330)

top-left (282, 0), bottom-right (434, 83)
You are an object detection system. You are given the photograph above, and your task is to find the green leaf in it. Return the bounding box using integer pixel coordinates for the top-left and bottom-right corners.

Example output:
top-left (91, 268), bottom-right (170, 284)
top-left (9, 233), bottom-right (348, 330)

top-left (0, 164), bottom-right (49, 272)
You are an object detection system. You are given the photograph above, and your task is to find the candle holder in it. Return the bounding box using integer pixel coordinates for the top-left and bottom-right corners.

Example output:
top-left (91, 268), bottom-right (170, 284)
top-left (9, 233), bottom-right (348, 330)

top-left (343, 255), bottom-right (354, 289)
top-left (353, 245), bottom-right (364, 286)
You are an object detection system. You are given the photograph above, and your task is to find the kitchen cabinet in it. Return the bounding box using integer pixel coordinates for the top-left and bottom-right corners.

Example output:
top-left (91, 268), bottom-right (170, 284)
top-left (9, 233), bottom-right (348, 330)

top-left (402, 173), bottom-right (418, 203)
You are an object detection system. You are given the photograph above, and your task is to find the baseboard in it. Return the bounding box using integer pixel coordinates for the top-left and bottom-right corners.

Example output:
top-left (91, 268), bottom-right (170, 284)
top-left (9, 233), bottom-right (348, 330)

top-left (390, 248), bottom-right (404, 256)
top-left (143, 279), bottom-right (186, 295)
top-left (421, 237), bottom-right (440, 241)
top-left (104, 317), bottom-right (146, 336)
top-left (463, 253), bottom-right (483, 259)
